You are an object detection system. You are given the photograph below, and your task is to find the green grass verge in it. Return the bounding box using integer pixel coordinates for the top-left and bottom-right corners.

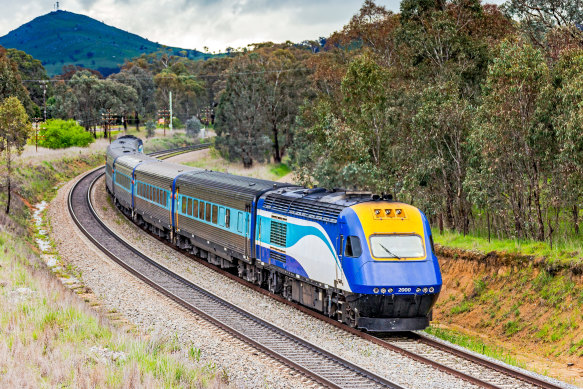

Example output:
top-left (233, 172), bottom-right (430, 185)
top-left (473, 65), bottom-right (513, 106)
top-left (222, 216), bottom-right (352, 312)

top-left (434, 229), bottom-right (583, 266)
top-left (424, 326), bottom-right (527, 369)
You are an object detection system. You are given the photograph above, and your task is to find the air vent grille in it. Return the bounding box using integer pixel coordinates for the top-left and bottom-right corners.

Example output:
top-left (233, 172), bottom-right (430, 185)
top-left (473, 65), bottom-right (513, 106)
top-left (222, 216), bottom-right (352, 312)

top-left (270, 250), bottom-right (286, 263)
top-left (263, 194), bottom-right (344, 223)
top-left (270, 220), bottom-right (287, 247)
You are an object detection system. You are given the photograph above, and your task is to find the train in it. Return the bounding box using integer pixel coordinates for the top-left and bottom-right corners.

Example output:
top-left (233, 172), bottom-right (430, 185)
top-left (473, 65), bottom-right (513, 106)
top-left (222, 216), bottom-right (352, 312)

top-left (105, 135), bottom-right (442, 332)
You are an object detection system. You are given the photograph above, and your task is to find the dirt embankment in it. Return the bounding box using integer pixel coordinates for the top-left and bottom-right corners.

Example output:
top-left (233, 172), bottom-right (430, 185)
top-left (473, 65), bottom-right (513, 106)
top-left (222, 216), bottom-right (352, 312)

top-left (433, 245), bottom-right (583, 385)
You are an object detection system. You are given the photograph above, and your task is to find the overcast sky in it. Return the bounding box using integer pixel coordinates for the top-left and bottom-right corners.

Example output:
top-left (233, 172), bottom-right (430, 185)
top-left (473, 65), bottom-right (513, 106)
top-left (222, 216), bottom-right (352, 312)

top-left (0, 0), bottom-right (506, 52)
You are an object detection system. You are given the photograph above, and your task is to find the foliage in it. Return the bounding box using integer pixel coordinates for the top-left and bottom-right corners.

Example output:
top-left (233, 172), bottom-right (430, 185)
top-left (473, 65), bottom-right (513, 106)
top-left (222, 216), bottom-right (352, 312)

top-left (214, 54), bottom-right (272, 168)
top-left (145, 120), bottom-right (156, 138)
top-left (38, 119), bottom-right (94, 149)
top-left (0, 47), bottom-right (35, 117)
top-left (6, 48), bottom-right (50, 112)
top-left (185, 116), bottom-right (202, 137)
top-left (0, 96), bottom-right (31, 213)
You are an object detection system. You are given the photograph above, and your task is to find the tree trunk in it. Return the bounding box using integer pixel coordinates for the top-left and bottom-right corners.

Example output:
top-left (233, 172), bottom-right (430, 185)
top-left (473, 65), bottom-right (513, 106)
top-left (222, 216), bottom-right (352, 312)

top-left (272, 122), bottom-right (281, 163)
top-left (135, 111), bottom-right (140, 132)
top-left (5, 148), bottom-right (11, 214)
top-left (573, 204), bottom-right (579, 235)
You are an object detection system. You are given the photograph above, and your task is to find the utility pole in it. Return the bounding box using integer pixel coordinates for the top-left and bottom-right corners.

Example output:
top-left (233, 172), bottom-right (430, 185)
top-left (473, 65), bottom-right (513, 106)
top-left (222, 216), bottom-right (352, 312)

top-left (33, 118), bottom-right (42, 152)
top-left (41, 81), bottom-right (47, 121)
top-left (169, 91), bottom-right (173, 132)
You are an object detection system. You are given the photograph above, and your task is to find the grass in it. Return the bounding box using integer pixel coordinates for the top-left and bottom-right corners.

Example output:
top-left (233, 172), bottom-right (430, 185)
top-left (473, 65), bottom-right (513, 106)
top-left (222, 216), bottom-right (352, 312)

top-left (143, 132), bottom-right (202, 153)
top-left (0, 148), bottom-right (226, 387)
top-left (182, 147), bottom-right (295, 183)
top-left (0, 231), bottom-right (222, 387)
top-left (434, 229), bottom-right (583, 267)
top-left (425, 326), bottom-right (527, 368)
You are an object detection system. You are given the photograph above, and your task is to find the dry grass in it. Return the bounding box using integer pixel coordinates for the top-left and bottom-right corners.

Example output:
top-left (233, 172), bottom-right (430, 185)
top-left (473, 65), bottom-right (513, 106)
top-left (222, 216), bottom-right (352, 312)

top-left (0, 227), bottom-right (226, 388)
top-left (181, 147), bottom-right (296, 184)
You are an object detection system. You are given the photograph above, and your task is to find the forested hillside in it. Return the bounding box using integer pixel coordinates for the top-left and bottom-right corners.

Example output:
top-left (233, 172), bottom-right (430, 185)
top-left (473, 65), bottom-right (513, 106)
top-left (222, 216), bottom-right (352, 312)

top-left (0, 10), bottom-right (211, 76)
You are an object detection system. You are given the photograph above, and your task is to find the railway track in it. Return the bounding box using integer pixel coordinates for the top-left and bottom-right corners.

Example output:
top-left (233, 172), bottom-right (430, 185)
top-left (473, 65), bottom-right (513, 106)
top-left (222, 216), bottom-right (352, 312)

top-left (92, 147), bottom-right (570, 389)
top-left (147, 143), bottom-right (212, 159)
top-left (69, 167), bottom-right (406, 389)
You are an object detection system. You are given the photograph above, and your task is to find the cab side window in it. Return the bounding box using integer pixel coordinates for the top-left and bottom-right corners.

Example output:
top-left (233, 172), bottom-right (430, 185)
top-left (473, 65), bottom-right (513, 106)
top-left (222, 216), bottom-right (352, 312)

top-left (345, 236), bottom-right (362, 258)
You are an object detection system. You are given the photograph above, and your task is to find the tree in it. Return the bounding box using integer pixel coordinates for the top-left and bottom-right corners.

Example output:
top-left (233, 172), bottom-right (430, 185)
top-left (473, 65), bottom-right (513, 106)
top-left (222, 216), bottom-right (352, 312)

top-left (145, 120), bottom-right (156, 138)
top-left (109, 66), bottom-right (156, 130)
top-left (215, 56), bottom-right (271, 168)
top-left (0, 47), bottom-right (35, 117)
top-left (503, 0), bottom-right (583, 48)
top-left (0, 97), bottom-right (31, 214)
top-left (185, 116), bottom-right (202, 138)
top-left (6, 48), bottom-right (50, 114)
top-left (467, 39), bottom-right (553, 241)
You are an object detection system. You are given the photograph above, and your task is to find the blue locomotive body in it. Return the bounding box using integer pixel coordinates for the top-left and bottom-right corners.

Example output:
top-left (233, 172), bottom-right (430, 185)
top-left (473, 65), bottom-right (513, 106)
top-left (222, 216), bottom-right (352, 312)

top-left (105, 136), bottom-right (442, 331)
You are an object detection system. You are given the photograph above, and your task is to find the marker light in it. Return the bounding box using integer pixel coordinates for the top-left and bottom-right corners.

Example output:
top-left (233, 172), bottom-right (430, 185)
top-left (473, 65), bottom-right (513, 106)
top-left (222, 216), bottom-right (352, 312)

top-left (423, 287), bottom-right (428, 293)
top-left (416, 287), bottom-right (421, 293)
top-left (385, 209), bottom-right (391, 215)
top-left (396, 209), bottom-right (402, 215)
top-left (375, 209), bottom-right (381, 215)
top-left (373, 288), bottom-right (379, 294)
top-left (381, 288), bottom-right (386, 294)
top-left (429, 287), bottom-right (435, 293)
top-left (388, 288), bottom-right (393, 293)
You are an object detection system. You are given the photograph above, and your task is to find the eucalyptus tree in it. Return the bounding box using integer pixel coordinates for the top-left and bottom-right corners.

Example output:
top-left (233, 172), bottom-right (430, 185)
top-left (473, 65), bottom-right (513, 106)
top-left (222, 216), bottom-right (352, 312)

top-left (0, 97), bottom-right (30, 214)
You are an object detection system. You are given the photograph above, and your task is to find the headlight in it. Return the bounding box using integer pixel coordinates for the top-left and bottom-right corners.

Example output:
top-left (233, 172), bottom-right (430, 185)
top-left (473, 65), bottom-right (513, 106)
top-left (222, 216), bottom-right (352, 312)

top-left (381, 288), bottom-right (386, 294)
top-left (388, 288), bottom-right (393, 293)
top-left (373, 288), bottom-right (379, 293)
top-left (429, 287), bottom-right (435, 293)
top-left (423, 287), bottom-right (428, 293)
top-left (416, 287), bottom-right (421, 293)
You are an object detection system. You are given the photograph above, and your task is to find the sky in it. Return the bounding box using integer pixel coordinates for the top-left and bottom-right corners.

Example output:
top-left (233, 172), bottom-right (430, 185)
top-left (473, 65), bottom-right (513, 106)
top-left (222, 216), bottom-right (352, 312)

top-left (0, 0), bottom-right (506, 52)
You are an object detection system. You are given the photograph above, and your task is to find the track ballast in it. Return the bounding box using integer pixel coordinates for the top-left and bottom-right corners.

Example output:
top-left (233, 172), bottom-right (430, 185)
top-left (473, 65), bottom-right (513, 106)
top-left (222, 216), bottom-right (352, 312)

top-left (69, 167), bottom-right (405, 389)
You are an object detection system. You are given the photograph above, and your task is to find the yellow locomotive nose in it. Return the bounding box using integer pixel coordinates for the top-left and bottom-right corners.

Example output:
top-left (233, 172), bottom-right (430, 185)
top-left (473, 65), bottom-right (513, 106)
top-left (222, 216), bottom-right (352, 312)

top-left (351, 202), bottom-right (427, 261)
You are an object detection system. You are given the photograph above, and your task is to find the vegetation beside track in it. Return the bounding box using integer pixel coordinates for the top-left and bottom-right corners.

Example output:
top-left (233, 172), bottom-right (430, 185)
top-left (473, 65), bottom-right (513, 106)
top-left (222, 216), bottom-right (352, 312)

top-left (0, 148), bottom-right (224, 387)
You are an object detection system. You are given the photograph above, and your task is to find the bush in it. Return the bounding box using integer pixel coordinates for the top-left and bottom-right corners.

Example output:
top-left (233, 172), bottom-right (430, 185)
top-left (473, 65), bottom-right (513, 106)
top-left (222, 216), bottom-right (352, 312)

top-left (145, 120), bottom-right (156, 138)
top-left (185, 116), bottom-right (202, 137)
top-left (38, 119), bottom-right (94, 149)
top-left (172, 117), bottom-right (182, 129)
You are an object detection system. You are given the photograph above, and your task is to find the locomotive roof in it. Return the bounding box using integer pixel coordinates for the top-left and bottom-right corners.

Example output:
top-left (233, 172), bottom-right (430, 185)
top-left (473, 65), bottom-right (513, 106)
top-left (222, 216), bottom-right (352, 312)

top-left (261, 187), bottom-right (382, 223)
top-left (177, 170), bottom-right (297, 202)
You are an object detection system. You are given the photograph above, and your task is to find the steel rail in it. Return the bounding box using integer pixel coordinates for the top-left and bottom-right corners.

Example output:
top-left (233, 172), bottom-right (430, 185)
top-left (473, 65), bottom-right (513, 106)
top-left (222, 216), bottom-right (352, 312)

top-left (108, 169), bottom-right (566, 389)
top-left (68, 168), bottom-right (406, 389)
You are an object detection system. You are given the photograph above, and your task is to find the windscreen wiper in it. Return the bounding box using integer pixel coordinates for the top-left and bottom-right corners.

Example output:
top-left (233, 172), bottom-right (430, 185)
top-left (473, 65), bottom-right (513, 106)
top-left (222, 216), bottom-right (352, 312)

top-left (379, 243), bottom-right (401, 260)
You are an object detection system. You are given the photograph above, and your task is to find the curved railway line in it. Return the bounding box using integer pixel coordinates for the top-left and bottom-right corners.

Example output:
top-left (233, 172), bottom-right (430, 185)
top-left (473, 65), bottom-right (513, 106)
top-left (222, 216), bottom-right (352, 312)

top-left (69, 167), bottom-right (406, 389)
top-left (68, 146), bottom-right (572, 389)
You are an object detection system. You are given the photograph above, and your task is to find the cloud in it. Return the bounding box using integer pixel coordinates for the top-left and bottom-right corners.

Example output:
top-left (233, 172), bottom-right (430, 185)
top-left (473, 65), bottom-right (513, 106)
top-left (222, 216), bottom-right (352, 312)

top-left (0, 0), bottom-right (507, 52)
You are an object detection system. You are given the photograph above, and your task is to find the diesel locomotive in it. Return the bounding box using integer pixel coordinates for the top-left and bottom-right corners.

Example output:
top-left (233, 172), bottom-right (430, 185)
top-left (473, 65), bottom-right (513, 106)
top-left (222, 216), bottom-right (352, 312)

top-left (105, 136), bottom-right (442, 331)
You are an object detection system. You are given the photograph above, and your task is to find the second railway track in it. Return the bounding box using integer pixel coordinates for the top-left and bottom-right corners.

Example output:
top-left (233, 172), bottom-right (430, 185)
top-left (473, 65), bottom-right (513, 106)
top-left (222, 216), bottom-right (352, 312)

top-left (69, 167), bottom-right (406, 389)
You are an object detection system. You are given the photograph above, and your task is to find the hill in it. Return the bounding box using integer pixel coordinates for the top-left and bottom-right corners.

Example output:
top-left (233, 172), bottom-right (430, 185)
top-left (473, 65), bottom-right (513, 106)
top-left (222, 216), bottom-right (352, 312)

top-left (0, 10), bottom-right (212, 77)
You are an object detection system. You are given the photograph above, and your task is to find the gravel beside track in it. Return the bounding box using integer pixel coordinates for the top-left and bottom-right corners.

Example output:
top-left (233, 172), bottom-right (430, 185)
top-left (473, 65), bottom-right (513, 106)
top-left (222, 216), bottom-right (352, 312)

top-left (87, 172), bottom-right (479, 388)
top-left (50, 170), bottom-right (313, 389)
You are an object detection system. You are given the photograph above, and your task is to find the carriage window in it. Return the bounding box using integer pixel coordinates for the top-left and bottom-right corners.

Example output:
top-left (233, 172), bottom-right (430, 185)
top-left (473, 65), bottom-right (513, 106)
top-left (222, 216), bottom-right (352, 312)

top-left (212, 205), bottom-right (218, 224)
top-left (225, 209), bottom-right (230, 228)
top-left (193, 200), bottom-right (198, 218)
top-left (206, 203), bottom-right (211, 222)
top-left (345, 236), bottom-right (362, 258)
top-left (181, 197), bottom-right (187, 214)
top-left (237, 212), bottom-right (243, 233)
top-left (188, 198), bottom-right (194, 216)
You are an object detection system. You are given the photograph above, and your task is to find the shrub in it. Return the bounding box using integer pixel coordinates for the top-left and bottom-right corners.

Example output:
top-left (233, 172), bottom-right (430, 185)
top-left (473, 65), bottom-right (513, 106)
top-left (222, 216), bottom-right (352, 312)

top-left (185, 116), bottom-right (202, 137)
top-left (172, 117), bottom-right (182, 129)
top-left (38, 119), bottom-right (94, 149)
top-left (145, 120), bottom-right (156, 138)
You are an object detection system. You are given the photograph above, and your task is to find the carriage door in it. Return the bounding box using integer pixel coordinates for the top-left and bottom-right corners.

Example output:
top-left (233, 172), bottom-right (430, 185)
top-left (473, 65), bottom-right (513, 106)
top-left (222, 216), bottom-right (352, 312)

top-left (336, 222), bottom-right (347, 287)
